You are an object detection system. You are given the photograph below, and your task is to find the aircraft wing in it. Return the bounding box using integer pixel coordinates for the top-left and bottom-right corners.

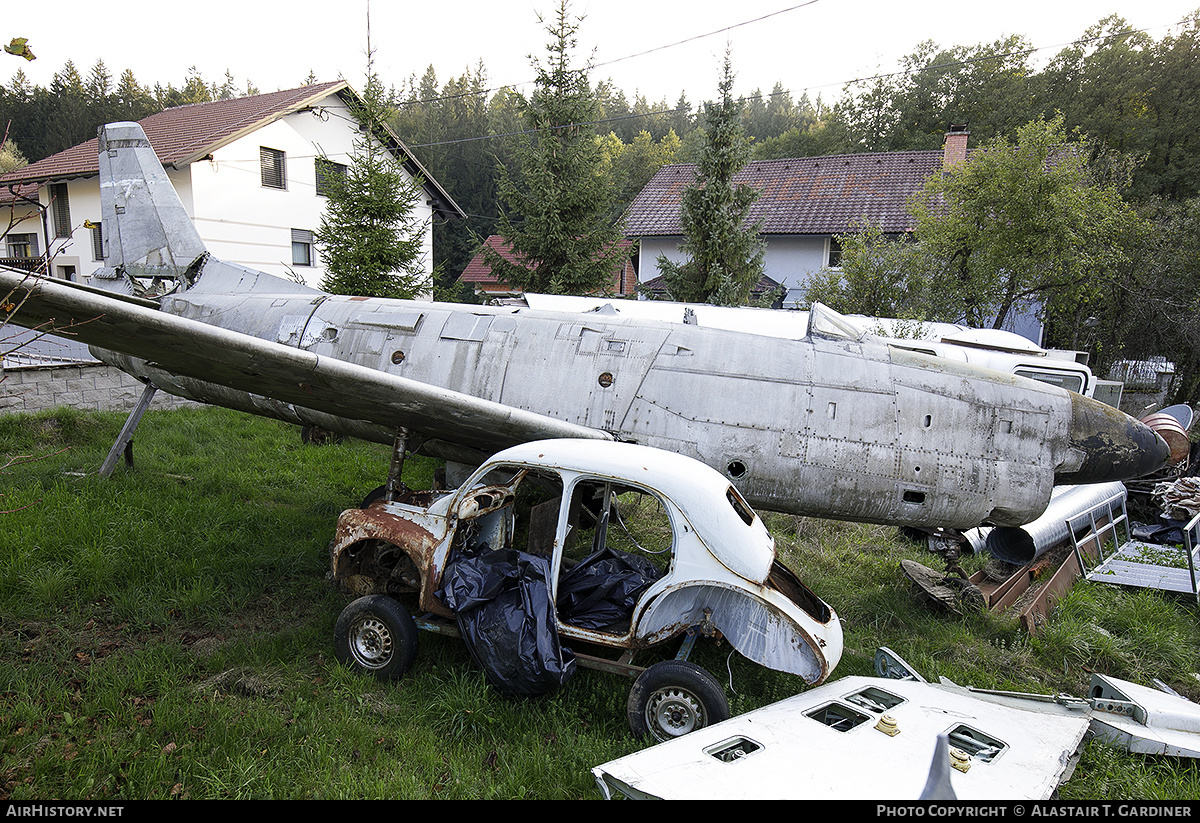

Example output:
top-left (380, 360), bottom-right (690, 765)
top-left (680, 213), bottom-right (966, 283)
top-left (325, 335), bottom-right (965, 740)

top-left (1, 269), bottom-right (611, 453)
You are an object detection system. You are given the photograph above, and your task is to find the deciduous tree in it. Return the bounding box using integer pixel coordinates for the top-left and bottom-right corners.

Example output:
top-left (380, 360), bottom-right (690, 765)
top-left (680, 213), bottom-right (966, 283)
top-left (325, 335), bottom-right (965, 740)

top-left (0, 134), bottom-right (25, 173)
top-left (803, 225), bottom-right (940, 320)
top-left (911, 115), bottom-right (1143, 330)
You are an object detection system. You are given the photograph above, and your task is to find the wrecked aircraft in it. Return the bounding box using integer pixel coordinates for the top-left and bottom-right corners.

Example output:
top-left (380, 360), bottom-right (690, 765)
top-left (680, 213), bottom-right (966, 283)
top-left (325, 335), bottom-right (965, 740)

top-left (0, 122), bottom-right (1170, 533)
top-left (591, 648), bottom-right (1200, 799)
top-left (520, 292), bottom-right (1110, 403)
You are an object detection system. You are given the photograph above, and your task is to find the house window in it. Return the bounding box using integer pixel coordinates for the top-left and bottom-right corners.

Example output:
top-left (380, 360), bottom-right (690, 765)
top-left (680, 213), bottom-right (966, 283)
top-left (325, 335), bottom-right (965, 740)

top-left (6, 233), bottom-right (38, 258)
top-left (315, 158), bottom-right (347, 197)
top-left (49, 183), bottom-right (71, 238)
top-left (90, 221), bottom-right (104, 261)
top-left (260, 147), bottom-right (286, 189)
top-left (827, 237), bottom-right (843, 269)
top-left (291, 229), bottom-right (313, 266)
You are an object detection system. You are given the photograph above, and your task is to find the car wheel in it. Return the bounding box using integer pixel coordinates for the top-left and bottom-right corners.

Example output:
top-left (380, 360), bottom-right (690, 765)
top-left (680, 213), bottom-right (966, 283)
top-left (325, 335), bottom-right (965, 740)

top-left (627, 660), bottom-right (730, 741)
top-left (359, 484), bottom-right (387, 509)
top-left (334, 594), bottom-right (418, 680)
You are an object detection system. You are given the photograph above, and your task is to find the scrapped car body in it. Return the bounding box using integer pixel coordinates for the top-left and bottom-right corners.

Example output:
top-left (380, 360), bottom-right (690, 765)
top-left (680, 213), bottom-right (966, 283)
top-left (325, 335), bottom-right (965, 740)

top-left (329, 438), bottom-right (843, 739)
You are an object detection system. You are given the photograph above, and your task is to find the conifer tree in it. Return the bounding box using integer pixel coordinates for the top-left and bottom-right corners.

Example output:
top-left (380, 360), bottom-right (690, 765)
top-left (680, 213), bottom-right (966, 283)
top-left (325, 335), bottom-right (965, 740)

top-left (484, 0), bottom-right (627, 296)
top-left (657, 53), bottom-right (765, 306)
top-left (316, 51), bottom-right (429, 299)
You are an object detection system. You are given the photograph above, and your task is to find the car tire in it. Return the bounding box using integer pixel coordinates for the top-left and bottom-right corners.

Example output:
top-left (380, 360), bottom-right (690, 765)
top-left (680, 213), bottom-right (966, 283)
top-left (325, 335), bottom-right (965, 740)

top-left (333, 594), bottom-right (418, 680)
top-left (359, 484), bottom-right (387, 509)
top-left (627, 659), bottom-right (730, 741)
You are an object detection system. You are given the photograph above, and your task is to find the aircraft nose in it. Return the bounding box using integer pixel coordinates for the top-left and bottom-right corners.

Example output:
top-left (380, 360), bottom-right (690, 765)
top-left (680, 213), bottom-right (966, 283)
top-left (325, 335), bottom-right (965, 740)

top-left (1054, 392), bottom-right (1171, 484)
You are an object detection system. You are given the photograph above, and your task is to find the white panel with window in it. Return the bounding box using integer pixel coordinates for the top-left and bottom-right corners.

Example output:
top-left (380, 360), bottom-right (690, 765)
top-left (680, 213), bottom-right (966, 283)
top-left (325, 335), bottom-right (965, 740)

top-left (291, 229), bottom-right (314, 267)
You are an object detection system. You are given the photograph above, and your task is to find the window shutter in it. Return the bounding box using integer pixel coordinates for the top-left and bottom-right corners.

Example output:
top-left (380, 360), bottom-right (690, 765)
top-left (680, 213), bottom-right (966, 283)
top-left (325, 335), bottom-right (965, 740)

top-left (291, 229), bottom-right (313, 266)
top-left (260, 147), bottom-right (286, 189)
top-left (91, 222), bottom-right (104, 261)
top-left (50, 183), bottom-right (71, 238)
top-left (315, 158), bottom-right (346, 197)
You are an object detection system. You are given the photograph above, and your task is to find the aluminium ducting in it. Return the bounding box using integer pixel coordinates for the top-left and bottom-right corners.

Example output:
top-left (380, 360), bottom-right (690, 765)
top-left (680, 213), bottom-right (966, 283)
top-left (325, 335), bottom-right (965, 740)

top-left (984, 482), bottom-right (1127, 565)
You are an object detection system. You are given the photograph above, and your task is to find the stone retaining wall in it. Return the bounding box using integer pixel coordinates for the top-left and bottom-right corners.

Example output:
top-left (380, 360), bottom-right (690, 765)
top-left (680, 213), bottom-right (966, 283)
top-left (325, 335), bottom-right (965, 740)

top-left (1, 363), bottom-right (202, 415)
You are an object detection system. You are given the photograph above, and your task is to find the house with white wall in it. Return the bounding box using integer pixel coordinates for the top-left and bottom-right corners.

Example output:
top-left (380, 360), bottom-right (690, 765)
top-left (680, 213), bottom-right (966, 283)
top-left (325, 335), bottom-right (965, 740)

top-left (626, 132), bottom-right (965, 309)
top-left (623, 128), bottom-right (1043, 343)
top-left (0, 81), bottom-right (464, 290)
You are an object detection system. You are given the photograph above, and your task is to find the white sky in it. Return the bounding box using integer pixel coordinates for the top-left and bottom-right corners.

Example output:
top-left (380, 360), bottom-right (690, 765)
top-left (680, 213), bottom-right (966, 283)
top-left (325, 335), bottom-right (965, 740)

top-left (7, 0), bottom-right (1199, 111)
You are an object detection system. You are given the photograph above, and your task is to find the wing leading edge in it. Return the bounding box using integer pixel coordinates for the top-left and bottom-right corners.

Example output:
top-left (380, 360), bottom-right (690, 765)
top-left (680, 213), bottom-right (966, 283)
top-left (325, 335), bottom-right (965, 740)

top-left (0, 269), bottom-right (611, 454)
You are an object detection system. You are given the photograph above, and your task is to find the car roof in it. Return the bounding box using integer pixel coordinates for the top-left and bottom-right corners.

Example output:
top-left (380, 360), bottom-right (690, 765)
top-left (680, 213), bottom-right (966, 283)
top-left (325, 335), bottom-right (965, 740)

top-left (490, 439), bottom-right (729, 498)
top-left (486, 439), bottom-right (775, 581)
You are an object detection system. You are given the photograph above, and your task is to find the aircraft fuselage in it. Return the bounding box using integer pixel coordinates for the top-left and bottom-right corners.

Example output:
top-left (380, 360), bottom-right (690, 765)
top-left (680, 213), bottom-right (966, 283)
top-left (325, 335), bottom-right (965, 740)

top-left (101, 283), bottom-right (1109, 529)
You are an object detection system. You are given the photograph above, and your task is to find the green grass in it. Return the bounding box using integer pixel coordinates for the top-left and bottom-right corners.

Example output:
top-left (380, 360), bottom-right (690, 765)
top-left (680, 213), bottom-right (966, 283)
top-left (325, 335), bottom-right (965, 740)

top-left (1, 405), bottom-right (1199, 799)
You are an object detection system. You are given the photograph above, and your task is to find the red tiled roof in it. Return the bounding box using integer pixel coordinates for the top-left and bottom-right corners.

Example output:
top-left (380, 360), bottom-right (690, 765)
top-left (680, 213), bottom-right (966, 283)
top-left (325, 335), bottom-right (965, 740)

top-left (460, 235), bottom-right (636, 295)
top-left (459, 235), bottom-right (521, 285)
top-left (460, 235), bottom-right (634, 285)
top-left (624, 151), bottom-right (944, 237)
top-left (0, 81), bottom-right (464, 220)
top-left (0, 82), bottom-right (349, 185)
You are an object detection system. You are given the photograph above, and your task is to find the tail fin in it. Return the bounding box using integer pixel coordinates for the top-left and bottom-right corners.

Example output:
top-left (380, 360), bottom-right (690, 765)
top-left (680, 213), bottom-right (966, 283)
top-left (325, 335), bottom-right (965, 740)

top-left (97, 122), bottom-right (208, 280)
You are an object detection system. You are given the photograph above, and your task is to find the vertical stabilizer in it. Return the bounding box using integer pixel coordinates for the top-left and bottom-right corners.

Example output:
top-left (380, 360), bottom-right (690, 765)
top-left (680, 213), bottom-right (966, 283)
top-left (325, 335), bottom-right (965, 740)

top-left (97, 122), bottom-right (208, 279)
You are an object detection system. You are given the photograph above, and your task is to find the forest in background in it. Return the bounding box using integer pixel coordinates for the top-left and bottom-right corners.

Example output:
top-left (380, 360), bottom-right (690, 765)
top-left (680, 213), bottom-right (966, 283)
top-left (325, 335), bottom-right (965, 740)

top-left (2, 11), bottom-right (1200, 398)
top-left (4, 14), bottom-right (1199, 272)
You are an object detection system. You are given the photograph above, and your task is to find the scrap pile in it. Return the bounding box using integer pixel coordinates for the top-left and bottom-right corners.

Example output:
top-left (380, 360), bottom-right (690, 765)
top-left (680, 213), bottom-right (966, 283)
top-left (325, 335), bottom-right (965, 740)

top-left (1154, 477), bottom-right (1200, 520)
top-left (904, 404), bottom-right (1199, 629)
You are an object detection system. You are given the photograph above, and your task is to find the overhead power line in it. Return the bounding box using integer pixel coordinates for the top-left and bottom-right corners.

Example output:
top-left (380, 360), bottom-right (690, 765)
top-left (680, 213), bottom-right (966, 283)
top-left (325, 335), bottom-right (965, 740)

top-left (394, 2), bottom-right (823, 109)
top-left (398, 21), bottom-right (1169, 153)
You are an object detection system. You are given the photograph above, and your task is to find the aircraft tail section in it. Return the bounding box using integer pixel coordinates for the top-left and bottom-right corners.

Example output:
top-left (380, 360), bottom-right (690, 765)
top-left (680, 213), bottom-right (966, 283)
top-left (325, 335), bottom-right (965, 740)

top-left (96, 122), bottom-right (208, 283)
top-left (93, 122), bottom-right (315, 298)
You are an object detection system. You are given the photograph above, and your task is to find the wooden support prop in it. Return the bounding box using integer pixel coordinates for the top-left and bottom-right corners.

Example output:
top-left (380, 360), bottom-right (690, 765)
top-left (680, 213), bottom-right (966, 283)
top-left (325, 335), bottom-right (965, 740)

top-left (99, 383), bottom-right (157, 478)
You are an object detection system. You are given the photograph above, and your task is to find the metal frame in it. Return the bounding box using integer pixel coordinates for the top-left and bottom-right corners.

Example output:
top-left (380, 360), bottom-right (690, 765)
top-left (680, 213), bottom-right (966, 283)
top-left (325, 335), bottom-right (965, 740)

top-left (1067, 491), bottom-right (1200, 603)
top-left (410, 612), bottom-right (703, 679)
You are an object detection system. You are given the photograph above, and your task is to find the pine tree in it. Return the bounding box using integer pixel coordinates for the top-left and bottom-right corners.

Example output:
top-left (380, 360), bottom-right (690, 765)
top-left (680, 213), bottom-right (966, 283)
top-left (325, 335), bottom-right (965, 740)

top-left (657, 53), bottom-right (765, 306)
top-left (484, 0), bottom-right (627, 296)
top-left (315, 50), bottom-right (430, 299)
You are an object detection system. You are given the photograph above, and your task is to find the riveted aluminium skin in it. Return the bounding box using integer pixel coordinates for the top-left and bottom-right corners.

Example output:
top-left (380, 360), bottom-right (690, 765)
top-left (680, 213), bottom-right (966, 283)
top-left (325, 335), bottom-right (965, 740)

top-left (0, 121), bottom-right (1170, 532)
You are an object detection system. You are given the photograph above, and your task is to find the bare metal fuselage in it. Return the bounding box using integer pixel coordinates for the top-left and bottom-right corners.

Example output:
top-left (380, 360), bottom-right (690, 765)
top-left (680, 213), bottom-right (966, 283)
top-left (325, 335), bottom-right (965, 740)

top-left (1, 121), bottom-right (1168, 530)
top-left (98, 275), bottom-right (1137, 529)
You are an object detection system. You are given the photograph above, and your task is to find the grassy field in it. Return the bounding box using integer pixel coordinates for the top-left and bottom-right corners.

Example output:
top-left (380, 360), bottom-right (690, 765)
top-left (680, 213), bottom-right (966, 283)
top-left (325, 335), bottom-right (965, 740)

top-left (1, 405), bottom-right (1199, 799)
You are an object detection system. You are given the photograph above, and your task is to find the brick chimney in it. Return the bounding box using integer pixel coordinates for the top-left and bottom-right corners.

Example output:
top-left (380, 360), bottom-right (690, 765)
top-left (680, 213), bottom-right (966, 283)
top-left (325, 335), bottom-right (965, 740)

top-left (943, 125), bottom-right (969, 168)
